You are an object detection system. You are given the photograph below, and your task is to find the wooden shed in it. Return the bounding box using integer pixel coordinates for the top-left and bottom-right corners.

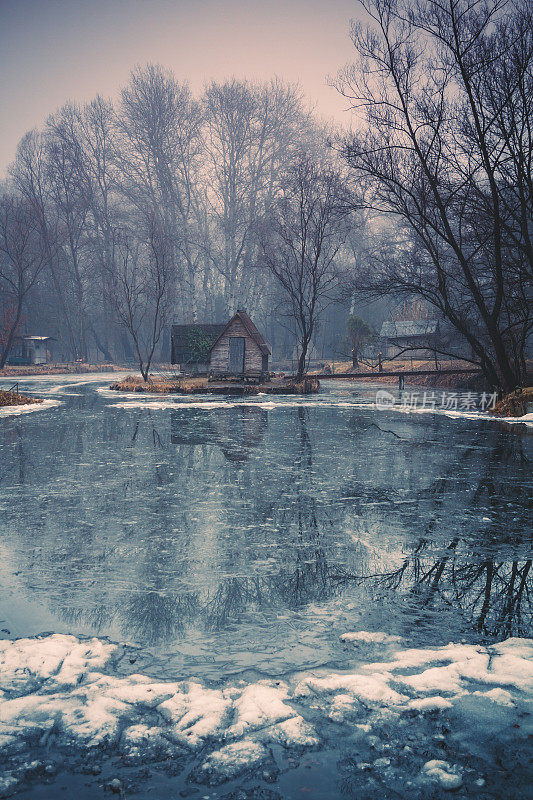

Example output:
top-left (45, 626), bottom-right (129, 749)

top-left (209, 310), bottom-right (271, 381)
top-left (7, 336), bottom-right (56, 365)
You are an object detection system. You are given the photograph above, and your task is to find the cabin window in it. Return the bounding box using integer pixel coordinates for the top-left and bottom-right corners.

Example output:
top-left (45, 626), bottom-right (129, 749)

top-left (228, 337), bottom-right (245, 373)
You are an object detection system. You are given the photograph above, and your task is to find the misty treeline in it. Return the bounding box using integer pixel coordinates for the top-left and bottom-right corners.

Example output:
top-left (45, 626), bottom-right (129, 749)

top-left (1, 0), bottom-right (531, 393)
top-left (0, 69), bottom-right (355, 370)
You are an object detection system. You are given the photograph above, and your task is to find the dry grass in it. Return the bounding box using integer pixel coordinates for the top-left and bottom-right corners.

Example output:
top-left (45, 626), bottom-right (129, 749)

top-left (0, 363), bottom-right (126, 377)
top-left (110, 375), bottom-right (205, 393)
top-left (0, 390), bottom-right (43, 408)
top-left (110, 374), bottom-right (320, 395)
top-left (491, 387), bottom-right (533, 418)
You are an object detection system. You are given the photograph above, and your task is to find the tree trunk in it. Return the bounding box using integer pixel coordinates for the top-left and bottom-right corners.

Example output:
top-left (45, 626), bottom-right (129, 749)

top-left (0, 303), bottom-right (22, 371)
top-left (296, 341), bottom-right (308, 382)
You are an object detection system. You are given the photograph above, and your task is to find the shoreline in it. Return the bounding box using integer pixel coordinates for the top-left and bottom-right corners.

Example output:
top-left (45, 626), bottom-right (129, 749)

top-left (0, 389), bottom-right (43, 409)
top-left (110, 375), bottom-right (320, 395)
top-left (0, 363), bottom-right (127, 378)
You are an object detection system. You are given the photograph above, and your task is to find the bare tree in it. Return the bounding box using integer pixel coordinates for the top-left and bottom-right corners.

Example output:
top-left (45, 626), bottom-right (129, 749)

top-left (259, 155), bottom-right (351, 380)
top-left (117, 65), bottom-right (204, 320)
top-left (0, 195), bottom-right (52, 369)
top-left (3, 69), bottom-right (343, 365)
top-left (46, 103), bottom-right (93, 359)
top-left (203, 79), bottom-right (315, 316)
top-left (336, 0), bottom-right (533, 392)
top-left (108, 214), bottom-right (171, 381)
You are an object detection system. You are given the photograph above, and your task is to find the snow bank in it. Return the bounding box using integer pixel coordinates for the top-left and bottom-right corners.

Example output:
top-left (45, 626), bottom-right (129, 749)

top-left (0, 633), bottom-right (531, 787)
top-left (341, 631), bottom-right (403, 645)
top-left (0, 399), bottom-right (61, 418)
top-left (106, 392), bottom-right (533, 428)
top-left (420, 759), bottom-right (463, 790)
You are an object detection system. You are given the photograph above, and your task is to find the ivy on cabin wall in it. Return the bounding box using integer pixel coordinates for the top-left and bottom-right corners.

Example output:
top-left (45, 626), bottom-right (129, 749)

top-left (186, 328), bottom-right (215, 363)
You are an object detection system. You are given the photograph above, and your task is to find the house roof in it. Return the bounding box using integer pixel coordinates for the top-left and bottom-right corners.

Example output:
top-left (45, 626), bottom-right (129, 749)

top-left (380, 320), bottom-right (439, 339)
top-left (209, 310), bottom-right (271, 356)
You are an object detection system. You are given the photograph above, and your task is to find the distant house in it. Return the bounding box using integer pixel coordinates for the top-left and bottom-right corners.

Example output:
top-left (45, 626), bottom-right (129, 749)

top-left (379, 320), bottom-right (439, 359)
top-left (209, 310), bottom-right (271, 380)
top-left (7, 336), bottom-right (56, 366)
top-left (171, 324), bottom-right (225, 375)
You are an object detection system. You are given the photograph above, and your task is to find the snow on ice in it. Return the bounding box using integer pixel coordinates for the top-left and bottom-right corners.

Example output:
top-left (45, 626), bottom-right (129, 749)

top-left (0, 399), bottom-right (61, 419)
top-left (0, 633), bottom-right (532, 791)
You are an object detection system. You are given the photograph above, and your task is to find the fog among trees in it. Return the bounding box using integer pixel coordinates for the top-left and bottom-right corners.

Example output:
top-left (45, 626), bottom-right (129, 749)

top-left (0, 70), bottom-right (354, 367)
top-left (0, 0), bottom-right (531, 392)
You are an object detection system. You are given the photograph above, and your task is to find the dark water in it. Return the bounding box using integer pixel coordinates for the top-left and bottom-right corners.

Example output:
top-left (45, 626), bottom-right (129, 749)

top-left (0, 375), bottom-right (531, 682)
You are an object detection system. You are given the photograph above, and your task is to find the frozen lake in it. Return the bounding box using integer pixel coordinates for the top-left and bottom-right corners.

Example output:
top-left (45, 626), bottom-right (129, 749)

top-left (0, 374), bottom-right (531, 798)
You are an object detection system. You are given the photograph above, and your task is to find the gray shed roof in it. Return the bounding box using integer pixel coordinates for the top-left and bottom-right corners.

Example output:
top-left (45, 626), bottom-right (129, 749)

top-left (380, 320), bottom-right (438, 339)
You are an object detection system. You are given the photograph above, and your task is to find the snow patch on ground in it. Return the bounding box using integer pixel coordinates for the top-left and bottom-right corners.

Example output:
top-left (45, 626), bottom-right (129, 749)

top-left (107, 392), bottom-right (533, 428)
top-left (198, 740), bottom-right (269, 785)
top-left (0, 633), bottom-right (531, 787)
top-left (420, 759), bottom-right (463, 790)
top-left (0, 399), bottom-right (61, 418)
top-left (341, 631), bottom-right (403, 645)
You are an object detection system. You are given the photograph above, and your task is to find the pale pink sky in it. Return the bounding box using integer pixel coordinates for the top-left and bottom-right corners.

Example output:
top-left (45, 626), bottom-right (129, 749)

top-left (0, 0), bottom-right (364, 176)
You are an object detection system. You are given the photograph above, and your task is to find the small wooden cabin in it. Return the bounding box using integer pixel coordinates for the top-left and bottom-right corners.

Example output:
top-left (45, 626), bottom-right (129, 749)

top-left (7, 336), bottom-right (56, 365)
top-left (209, 311), bottom-right (271, 380)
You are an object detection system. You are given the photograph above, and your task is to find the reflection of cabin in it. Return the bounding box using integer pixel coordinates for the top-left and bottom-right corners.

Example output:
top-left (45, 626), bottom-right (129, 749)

top-left (171, 324), bottom-right (225, 375)
top-left (7, 335), bottom-right (56, 365)
top-left (171, 406), bottom-right (268, 463)
top-left (379, 320), bottom-right (439, 359)
top-left (209, 310), bottom-right (271, 381)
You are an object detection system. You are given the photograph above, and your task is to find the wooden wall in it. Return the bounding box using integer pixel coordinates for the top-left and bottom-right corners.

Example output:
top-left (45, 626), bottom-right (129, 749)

top-left (209, 318), bottom-right (264, 374)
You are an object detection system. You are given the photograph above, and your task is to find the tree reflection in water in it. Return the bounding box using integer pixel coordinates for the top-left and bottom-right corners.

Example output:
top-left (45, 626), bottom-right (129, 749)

top-left (1, 390), bottom-right (531, 656)
top-left (333, 432), bottom-right (532, 638)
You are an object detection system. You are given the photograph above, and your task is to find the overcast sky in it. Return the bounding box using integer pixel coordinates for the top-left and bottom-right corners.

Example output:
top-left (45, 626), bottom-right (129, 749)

top-left (0, 0), bottom-right (363, 176)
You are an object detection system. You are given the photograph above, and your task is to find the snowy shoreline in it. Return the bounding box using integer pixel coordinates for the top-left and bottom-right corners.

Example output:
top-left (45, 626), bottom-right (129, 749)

top-left (0, 399), bottom-right (62, 419)
top-left (0, 632), bottom-right (531, 796)
top-left (107, 392), bottom-right (533, 427)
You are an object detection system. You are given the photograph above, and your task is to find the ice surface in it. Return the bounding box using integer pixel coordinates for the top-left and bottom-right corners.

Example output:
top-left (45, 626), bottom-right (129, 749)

top-left (0, 633), bottom-right (531, 786)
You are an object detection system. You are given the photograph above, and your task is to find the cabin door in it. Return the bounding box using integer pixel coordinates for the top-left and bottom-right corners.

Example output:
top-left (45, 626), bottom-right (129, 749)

top-left (228, 337), bottom-right (245, 373)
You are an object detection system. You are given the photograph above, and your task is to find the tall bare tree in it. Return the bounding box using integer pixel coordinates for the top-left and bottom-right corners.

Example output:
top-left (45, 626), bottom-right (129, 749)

top-left (336, 0), bottom-right (532, 392)
top-left (108, 213), bottom-right (171, 381)
top-left (203, 79), bottom-right (314, 316)
top-left (117, 65), bottom-right (204, 320)
top-left (259, 155), bottom-right (351, 380)
top-left (0, 195), bottom-right (53, 369)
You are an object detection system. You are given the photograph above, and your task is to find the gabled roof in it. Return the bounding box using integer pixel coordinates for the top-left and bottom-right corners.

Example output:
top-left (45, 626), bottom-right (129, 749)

top-left (210, 310), bottom-right (271, 356)
top-left (380, 320), bottom-right (439, 339)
